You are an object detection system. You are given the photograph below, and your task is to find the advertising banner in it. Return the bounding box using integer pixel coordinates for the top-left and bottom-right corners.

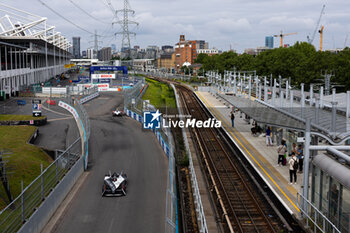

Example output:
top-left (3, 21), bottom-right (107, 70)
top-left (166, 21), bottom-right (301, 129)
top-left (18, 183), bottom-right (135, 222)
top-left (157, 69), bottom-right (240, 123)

top-left (91, 74), bottom-right (115, 79)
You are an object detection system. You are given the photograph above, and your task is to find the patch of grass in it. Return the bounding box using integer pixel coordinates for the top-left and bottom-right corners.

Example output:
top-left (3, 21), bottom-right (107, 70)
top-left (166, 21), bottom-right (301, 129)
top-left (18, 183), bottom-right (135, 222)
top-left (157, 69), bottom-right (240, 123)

top-left (143, 78), bottom-right (176, 109)
top-left (0, 126), bottom-right (52, 210)
top-left (0, 115), bottom-right (45, 121)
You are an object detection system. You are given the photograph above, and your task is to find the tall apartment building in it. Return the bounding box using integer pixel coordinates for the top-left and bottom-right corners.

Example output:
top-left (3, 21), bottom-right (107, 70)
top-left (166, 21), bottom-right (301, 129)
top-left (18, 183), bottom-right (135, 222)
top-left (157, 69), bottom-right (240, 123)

top-left (72, 37), bottom-right (81, 59)
top-left (87, 48), bottom-right (94, 59)
top-left (98, 47), bottom-right (112, 61)
top-left (174, 35), bottom-right (197, 71)
top-left (195, 40), bottom-right (208, 49)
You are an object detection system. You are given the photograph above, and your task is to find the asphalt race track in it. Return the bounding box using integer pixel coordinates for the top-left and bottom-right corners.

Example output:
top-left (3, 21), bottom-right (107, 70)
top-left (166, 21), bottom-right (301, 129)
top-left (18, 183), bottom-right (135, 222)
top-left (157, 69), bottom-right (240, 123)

top-left (49, 92), bottom-right (168, 233)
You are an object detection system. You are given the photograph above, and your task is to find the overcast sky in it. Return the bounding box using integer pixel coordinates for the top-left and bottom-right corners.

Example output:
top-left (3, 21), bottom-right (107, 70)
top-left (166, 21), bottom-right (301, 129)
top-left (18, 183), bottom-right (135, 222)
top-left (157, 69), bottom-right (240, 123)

top-left (1, 0), bottom-right (350, 53)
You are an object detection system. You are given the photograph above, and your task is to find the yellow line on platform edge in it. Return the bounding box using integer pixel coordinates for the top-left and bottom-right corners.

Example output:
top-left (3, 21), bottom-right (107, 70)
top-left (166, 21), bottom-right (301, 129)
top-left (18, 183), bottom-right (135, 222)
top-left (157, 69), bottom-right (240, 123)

top-left (196, 92), bottom-right (300, 212)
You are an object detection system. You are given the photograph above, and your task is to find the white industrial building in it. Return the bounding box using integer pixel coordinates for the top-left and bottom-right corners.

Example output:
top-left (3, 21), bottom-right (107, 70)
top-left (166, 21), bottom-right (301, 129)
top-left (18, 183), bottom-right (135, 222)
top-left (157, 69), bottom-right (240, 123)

top-left (0, 4), bottom-right (71, 98)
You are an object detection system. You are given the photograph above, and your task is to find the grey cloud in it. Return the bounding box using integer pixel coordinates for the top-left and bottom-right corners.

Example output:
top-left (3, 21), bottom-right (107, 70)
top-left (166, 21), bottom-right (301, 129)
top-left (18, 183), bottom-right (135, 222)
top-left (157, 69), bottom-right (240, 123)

top-left (1, 0), bottom-right (350, 52)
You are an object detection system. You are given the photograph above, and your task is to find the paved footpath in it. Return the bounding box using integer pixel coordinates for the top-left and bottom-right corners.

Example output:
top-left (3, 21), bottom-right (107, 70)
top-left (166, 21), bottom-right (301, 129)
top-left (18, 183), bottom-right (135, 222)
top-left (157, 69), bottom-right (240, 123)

top-left (196, 91), bottom-right (304, 215)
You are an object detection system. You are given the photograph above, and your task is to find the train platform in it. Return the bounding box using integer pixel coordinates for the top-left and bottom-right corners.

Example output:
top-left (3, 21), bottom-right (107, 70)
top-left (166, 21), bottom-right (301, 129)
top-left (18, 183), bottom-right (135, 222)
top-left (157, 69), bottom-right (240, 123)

top-left (195, 90), bottom-right (303, 216)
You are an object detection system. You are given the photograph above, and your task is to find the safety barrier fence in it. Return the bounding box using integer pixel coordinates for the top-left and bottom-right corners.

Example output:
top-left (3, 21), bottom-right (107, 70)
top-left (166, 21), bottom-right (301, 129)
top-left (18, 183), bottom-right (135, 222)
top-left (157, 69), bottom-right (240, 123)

top-left (0, 87), bottom-right (95, 232)
top-left (171, 84), bottom-right (208, 233)
top-left (0, 138), bottom-right (81, 233)
top-left (297, 193), bottom-right (341, 233)
top-left (58, 100), bottom-right (90, 170)
top-left (123, 80), bottom-right (177, 233)
top-left (135, 70), bottom-right (195, 81)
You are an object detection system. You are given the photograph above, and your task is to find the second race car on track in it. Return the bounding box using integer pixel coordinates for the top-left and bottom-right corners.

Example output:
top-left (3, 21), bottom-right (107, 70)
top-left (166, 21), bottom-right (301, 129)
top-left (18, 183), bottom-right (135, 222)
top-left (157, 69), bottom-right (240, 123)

top-left (102, 172), bottom-right (127, 196)
top-left (112, 109), bottom-right (124, 117)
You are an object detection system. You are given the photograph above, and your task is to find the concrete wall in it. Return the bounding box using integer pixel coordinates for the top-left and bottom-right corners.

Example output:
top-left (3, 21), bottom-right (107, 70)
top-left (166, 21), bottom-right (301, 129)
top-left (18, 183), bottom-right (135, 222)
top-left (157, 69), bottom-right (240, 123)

top-left (18, 157), bottom-right (84, 233)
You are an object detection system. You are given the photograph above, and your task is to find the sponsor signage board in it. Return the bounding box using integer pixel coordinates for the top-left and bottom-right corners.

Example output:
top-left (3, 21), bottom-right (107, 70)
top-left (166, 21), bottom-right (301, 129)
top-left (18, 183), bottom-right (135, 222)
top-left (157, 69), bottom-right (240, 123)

top-left (91, 74), bottom-right (115, 79)
top-left (97, 84), bottom-right (109, 91)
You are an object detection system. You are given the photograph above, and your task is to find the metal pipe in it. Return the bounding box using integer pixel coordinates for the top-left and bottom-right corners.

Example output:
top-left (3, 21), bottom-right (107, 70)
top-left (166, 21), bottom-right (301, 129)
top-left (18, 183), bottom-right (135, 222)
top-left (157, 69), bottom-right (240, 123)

top-left (310, 84), bottom-right (313, 106)
top-left (290, 90), bottom-right (293, 112)
top-left (309, 145), bottom-right (350, 150)
top-left (280, 90), bottom-right (284, 107)
top-left (326, 147), bottom-right (350, 164)
top-left (315, 99), bottom-right (319, 124)
top-left (248, 76), bottom-right (251, 99)
top-left (347, 91), bottom-right (350, 118)
top-left (331, 102), bottom-right (337, 136)
top-left (302, 118), bottom-right (311, 214)
top-left (320, 86), bottom-right (324, 108)
top-left (258, 83), bottom-right (262, 100)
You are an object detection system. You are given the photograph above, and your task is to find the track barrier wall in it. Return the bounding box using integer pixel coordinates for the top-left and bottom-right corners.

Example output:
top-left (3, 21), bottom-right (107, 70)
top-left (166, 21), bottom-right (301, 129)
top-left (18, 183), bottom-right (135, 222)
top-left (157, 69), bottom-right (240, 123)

top-left (123, 79), bottom-right (177, 233)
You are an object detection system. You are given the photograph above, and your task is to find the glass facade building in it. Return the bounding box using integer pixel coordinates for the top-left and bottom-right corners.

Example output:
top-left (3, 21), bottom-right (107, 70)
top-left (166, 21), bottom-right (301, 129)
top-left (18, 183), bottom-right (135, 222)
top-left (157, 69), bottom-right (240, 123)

top-left (72, 37), bottom-right (81, 59)
top-left (265, 36), bottom-right (274, 48)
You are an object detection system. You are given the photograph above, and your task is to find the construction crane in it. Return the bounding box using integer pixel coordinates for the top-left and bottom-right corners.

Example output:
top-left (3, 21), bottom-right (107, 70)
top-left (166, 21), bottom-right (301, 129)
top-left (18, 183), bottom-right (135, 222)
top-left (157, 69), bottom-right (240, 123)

top-left (273, 31), bottom-right (298, 47)
top-left (308, 5), bottom-right (325, 44)
top-left (319, 25), bottom-right (324, 51)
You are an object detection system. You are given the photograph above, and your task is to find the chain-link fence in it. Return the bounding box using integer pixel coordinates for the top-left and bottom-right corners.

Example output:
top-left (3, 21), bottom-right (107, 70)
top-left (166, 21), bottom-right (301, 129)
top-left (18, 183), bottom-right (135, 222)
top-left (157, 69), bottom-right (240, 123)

top-left (123, 78), bottom-right (146, 116)
top-left (0, 137), bottom-right (81, 233)
top-left (135, 70), bottom-right (193, 81)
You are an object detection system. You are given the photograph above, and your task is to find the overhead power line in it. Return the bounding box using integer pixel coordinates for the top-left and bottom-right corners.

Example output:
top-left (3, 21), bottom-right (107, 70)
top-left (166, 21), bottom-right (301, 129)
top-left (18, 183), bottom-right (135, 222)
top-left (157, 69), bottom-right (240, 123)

top-left (37, 0), bottom-right (95, 35)
top-left (101, 0), bottom-right (116, 14)
top-left (67, 0), bottom-right (111, 24)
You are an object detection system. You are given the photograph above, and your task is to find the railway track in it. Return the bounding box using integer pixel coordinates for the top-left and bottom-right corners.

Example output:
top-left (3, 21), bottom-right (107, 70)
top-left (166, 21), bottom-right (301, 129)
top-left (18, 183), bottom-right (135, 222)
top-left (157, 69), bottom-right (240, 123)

top-left (176, 84), bottom-right (286, 233)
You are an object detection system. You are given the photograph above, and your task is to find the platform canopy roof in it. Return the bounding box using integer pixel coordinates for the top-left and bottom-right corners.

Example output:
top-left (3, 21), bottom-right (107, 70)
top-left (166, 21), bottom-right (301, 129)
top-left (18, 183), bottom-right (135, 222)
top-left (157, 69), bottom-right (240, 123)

top-left (218, 93), bottom-right (350, 142)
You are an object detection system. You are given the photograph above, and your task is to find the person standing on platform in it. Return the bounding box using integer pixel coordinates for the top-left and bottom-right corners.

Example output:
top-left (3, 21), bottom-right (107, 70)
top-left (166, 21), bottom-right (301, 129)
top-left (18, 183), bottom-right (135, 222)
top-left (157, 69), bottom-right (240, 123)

top-left (230, 111), bottom-right (235, 127)
top-left (297, 144), bottom-right (304, 173)
top-left (289, 152), bottom-right (298, 184)
top-left (266, 126), bottom-right (272, 146)
top-left (277, 139), bottom-right (287, 166)
top-left (291, 143), bottom-right (297, 156)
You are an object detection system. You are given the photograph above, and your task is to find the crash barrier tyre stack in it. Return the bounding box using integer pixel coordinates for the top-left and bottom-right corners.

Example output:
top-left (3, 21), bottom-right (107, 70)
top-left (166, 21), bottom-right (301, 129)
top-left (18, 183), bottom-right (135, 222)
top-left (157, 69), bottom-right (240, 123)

top-left (123, 81), bottom-right (177, 233)
top-left (0, 138), bottom-right (82, 233)
top-left (171, 84), bottom-right (208, 233)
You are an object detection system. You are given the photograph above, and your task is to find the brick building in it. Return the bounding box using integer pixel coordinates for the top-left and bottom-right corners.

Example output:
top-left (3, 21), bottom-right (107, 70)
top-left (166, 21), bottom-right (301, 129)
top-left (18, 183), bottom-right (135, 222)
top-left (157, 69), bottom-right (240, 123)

top-left (174, 35), bottom-right (197, 72)
top-left (157, 53), bottom-right (175, 72)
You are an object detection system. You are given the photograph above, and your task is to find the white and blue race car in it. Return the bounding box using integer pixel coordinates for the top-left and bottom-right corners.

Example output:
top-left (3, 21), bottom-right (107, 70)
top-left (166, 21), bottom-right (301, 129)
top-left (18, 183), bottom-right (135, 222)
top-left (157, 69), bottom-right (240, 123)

top-left (102, 172), bottom-right (127, 196)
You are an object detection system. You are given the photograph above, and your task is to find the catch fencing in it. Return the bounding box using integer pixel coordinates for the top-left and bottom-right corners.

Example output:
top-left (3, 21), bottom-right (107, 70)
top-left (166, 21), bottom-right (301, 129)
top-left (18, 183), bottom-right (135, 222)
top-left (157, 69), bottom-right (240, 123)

top-left (0, 87), bottom-right (95, 232)
top-left (0, 138), bottom-right (81, 233)
top-left (123, 80), bottom-right (177, 233)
